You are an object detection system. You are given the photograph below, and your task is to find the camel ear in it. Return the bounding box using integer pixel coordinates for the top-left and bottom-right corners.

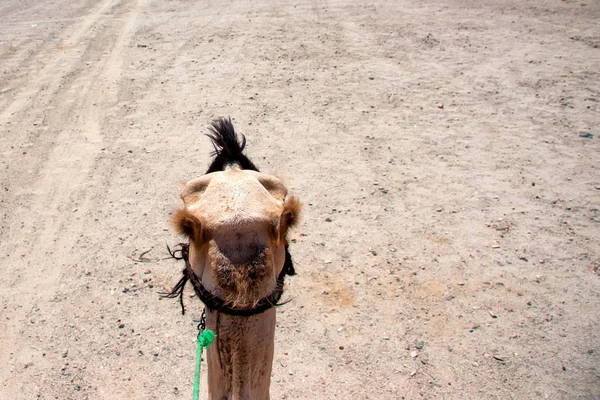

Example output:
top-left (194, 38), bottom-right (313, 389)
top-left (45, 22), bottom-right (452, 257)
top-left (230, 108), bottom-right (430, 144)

top-left (171, 208), bottom-right (204, 243)
top-left (279, 195), bottom-right (302, 240)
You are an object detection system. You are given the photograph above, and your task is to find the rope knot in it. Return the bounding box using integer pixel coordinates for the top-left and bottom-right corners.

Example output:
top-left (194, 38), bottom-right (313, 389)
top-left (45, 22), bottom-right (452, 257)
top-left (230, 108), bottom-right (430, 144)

top-left (198, 329), bottom-right (216, 348)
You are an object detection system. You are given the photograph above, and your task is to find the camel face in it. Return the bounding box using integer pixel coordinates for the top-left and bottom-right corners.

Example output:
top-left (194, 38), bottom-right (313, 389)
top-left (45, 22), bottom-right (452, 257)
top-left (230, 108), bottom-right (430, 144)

top-left (174, 166), bottom-right (300, 309)
top-left (170, 118), bottom-right (301, 315)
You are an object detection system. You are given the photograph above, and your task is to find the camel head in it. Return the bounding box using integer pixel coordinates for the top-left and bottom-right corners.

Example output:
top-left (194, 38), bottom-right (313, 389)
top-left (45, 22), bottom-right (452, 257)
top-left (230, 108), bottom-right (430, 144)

top-left (171, 118), bottom-right (301, 311)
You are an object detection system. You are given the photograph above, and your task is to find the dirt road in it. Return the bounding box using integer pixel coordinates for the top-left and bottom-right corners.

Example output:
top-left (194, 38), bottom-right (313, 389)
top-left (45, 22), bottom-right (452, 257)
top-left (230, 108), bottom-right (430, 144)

top-left (1, 0), bottom-right (599, 399)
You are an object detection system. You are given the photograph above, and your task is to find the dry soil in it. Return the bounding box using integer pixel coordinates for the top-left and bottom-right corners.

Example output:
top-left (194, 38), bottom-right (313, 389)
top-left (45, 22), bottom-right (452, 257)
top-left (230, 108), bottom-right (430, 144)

top-left (1, 0), bottom-right (599, 399)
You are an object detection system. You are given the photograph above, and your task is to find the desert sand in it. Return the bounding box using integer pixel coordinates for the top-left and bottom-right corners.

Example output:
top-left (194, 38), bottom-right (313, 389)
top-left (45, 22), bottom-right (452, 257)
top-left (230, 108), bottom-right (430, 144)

top-left (0, 0), bottom-right (599, 399)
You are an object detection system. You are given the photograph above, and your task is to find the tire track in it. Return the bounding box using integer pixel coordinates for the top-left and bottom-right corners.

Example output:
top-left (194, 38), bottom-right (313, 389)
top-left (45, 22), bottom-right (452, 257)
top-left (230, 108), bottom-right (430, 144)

top-left (0, 0), bottom-right (146, 395)
top-left (0, 0), bottom-right (121, 124)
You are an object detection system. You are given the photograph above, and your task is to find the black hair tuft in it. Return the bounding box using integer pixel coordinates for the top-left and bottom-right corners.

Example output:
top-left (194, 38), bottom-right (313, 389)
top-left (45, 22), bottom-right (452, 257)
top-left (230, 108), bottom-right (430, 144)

top-left (205, 118), bottom-right (259, 173)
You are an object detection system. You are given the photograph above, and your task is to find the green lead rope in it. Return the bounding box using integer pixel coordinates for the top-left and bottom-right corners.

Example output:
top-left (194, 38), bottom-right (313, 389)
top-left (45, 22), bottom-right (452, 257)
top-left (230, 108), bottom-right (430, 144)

top-left (193, 329), bottom-right (216, 400)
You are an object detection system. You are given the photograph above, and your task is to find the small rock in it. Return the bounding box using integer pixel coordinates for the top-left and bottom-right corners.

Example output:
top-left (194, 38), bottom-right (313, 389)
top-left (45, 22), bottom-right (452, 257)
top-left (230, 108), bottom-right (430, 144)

top-left (24, 362), bottom-right (34, 369)
top-left (488, 310), bottom-right (498, 318)
top-left (414, 340), bottom-right (425, 350)
top-left (410, 351), bottom-right (419, 358)
top-left (118, 324), bottom-right (125, 329)
top-left (325, 217), bottom-right (332, 222)
top-left (338, 346), bottom-right (344, 350)
top-left (420, 353), bottom-right (429, 365)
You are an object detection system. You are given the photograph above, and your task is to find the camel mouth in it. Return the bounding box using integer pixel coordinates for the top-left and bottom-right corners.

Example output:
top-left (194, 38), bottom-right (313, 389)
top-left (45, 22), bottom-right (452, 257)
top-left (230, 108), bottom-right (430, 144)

top-left (210, 245), bottom-right (273, 309)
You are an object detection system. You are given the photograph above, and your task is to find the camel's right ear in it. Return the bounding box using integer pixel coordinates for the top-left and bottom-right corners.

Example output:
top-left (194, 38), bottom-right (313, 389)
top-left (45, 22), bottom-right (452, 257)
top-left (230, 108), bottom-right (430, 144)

top-left (277, 194), bottom-right (302, 242)
top-left (171, 208), bottom-right (205, 243)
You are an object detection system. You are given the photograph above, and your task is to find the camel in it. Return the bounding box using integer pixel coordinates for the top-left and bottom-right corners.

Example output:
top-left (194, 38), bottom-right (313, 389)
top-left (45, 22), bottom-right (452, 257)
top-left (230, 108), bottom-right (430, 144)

top-left (165, 118), bottom-right (301, 400)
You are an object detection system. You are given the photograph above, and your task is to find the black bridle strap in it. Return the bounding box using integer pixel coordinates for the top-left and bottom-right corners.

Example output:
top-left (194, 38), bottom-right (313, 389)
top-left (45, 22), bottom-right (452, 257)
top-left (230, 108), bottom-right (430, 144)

top-left (162, 243), bottom-right (291, 317)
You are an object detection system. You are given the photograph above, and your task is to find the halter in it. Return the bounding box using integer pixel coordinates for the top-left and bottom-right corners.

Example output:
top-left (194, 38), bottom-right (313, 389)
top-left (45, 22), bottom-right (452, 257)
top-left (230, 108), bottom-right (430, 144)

top-left (163, 243), bottom-right (294, 316)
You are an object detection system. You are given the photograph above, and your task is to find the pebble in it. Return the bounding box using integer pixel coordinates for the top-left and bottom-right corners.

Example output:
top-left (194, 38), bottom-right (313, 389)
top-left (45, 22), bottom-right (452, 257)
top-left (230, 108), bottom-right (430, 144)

top-left (414, 340), bottom-right (425, 350)
top-left (410, 351), bottom-right (419, 358)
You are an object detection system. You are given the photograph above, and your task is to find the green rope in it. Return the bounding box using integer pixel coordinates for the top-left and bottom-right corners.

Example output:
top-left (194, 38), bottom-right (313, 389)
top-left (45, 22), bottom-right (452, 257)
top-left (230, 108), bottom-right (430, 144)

top-left (193, 329), bottom-right (216, 400)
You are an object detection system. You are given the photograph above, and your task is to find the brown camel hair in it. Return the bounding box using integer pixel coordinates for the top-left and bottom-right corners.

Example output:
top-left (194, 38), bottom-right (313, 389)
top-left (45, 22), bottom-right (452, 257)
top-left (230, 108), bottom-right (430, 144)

top-left (169, 118), bottom-right (301, 399)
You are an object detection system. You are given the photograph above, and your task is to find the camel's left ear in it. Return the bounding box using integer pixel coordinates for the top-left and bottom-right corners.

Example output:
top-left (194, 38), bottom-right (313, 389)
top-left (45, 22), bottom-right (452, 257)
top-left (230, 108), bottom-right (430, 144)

top-left (278, 195), bottom-right (302, 241)
top-left (171, 208), bottom-right (205, 243)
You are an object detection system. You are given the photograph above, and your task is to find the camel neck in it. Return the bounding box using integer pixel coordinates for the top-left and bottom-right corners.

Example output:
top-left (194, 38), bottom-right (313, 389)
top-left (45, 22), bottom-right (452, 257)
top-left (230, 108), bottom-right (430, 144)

top-left (205, 309), bottom-right (275, 400)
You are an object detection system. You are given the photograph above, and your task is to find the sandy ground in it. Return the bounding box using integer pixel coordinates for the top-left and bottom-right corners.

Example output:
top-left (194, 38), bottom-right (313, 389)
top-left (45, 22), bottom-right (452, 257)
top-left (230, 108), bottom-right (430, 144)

top-left (1, 0), bottom-right (599, 399)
